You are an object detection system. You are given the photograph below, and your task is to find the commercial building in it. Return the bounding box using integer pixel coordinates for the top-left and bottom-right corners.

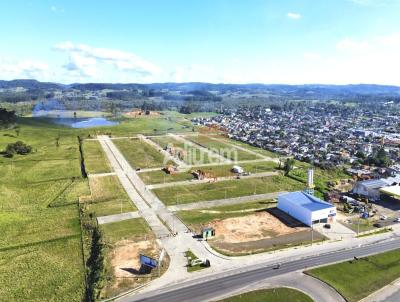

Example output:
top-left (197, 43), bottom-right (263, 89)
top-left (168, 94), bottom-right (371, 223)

top-left (278, 191), bottom-right (336, 226)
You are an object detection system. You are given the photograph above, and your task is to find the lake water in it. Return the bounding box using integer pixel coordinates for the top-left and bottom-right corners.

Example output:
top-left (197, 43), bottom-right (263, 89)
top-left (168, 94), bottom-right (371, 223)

top-left (41, 117), bottom-right (119, 128)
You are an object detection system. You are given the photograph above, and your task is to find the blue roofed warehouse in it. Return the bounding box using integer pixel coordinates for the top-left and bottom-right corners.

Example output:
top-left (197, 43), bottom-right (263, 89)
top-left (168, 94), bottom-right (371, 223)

top-left (278, 192), bottom-right (336, 226)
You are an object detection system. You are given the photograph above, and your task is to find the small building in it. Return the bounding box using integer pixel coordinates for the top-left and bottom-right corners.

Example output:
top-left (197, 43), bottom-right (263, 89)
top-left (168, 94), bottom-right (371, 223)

top-left (231, 165), bottom-right (244, 174)
top-left (278, 192), bottom-right (336, 226)
top-left (202, 227), bottom-right (215, 239)
top-left (352, 179), bottom-right (390, 200)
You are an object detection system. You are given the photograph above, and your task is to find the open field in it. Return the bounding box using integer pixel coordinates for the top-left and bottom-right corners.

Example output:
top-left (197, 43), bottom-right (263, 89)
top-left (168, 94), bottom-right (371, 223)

top-left (1, 115), bottom-right (190, 300)
top-left (185, 134), bottom-right (260, 161)
top-left (99, 219), bottom-right (168, 299)
top-left (88, 175), bottom-right (137, 216)
top-left (306, 249), bottom-right (400, 302)
top-left (213, 135), bottom-right (280, 158)
top-left (150, 135), bottom-right (215, 165)
top-left (0, 118), bottom-right (87, 301)
top-left (114, 138), bottom-right (172, 169)
top-left (139, 160), bottom-right (278, 184)
top-left (218, 288), bottom-right (314, 302)
top-left (83, 139), bottom-right (112, 174)
top-left (0, 236), bottom-right (85, 302)
top-left (152, 175), bottom-right (304, 205)
top-left (177, 199), bottom-right (276, 226)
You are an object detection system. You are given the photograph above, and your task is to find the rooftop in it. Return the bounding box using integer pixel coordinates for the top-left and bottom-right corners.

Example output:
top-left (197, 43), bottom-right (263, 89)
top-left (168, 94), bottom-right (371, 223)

top-left (280, 191), bottom-right (335, 211)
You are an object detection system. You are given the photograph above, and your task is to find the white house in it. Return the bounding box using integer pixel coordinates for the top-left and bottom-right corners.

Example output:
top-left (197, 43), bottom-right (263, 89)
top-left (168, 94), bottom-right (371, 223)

top-left (278, 192), bottom-right (336, 226)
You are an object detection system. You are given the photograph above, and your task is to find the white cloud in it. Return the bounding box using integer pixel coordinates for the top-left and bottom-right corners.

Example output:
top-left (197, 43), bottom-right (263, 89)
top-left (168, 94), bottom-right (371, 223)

top-left (53, 41), bottom-right (160, 78)
top-left (0, 57), bottom-right (49, 80)
top-left (287, 12), bottom-right (302, 20)
top-left (336, 38), bottom-right (370, 52)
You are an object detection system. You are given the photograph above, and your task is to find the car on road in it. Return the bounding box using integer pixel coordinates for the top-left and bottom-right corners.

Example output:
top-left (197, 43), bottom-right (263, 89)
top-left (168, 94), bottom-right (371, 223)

top-left (273, 263), bottom-right (281, 269)
top-left (380, 215), bottom-right (388, 220)
top-left (395, 218), bottom-right (400, 223)
top-left (324, 223), bottom-right (331, 229)
top-left (373, 223), bottom-right (382, 228)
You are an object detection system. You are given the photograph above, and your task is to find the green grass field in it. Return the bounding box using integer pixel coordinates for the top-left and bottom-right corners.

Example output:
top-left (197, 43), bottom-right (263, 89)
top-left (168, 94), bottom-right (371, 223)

top-left (150, 135), bottom-right (215, 165)
top-left (177, 199), bottom-right (276, 225)
top-left (153, 175), bottom-right (303, 205)
top-left (88, 175), bottom-right (136, 216)
top-left (306, 249), bottom-right (400, 302)
top-left (83, 139), bottom-right (112, 174)
top-left (185, 134), bottom-right (261, 161)
top-left (214, 135), bottom-right (280, 158)
top-left (114, 138), bottom-right (171, 169)
top-left (139, 160), bottom-right (278, 185)
top-left (100, 218), bottom-right (152, 244)
top-left (218, 288), bottom-right (313, 302)
top-left (289, 165), bottom-right (350, 194)
top-left (0, 118), bottom-right (87, 301)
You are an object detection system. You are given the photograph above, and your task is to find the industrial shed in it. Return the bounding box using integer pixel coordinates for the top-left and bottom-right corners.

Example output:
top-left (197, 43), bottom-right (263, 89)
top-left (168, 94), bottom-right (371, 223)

top-left (278, 192), bottom-right (336, 226)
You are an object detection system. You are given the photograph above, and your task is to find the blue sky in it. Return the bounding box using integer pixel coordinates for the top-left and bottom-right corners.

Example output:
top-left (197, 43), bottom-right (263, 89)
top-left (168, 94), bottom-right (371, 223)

top-left (1, 0), bottom-right (400, 84)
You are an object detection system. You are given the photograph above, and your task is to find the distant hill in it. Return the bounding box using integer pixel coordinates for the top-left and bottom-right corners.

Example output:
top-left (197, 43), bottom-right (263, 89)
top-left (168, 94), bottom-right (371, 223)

top-left (1, 79), bottom-right (400, 101)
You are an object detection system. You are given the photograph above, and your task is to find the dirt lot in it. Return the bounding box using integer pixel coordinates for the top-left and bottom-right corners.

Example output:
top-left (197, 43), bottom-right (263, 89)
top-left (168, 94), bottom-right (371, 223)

top-left (209, 211), bottom-right (307, 244)
top-left (206, 210), bottom-right (324, 255)
top-left (101, 239), bottom-right (163, 297)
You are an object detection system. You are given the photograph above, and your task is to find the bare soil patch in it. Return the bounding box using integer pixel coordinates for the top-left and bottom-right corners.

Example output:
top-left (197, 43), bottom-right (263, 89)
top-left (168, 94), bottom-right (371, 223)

top-left (208, 211), bottom-right (307, 244)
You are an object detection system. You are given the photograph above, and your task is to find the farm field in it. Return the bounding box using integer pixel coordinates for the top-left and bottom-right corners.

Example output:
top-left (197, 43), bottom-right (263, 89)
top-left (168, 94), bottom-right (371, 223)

top-left (185, 134), bottom-right (261, 161)
top-left (113, 138), bottom-right (171, 169)
top-left (99, 218), bottom-right (167, 299)
top-left (139, 160), bottom-right (278, 185)
top-left (152, 175), bottom-right (304, 205)
top-left (0, 118), bottom-right (87, 301)
top-left (88, 175), bottom-right (136, 216)
top-left (218, 288), bottom-right (313, 302)
top-left (306, 249), bottom-right (400, 302)
top-left (83, 139), bottom-right (112, 174)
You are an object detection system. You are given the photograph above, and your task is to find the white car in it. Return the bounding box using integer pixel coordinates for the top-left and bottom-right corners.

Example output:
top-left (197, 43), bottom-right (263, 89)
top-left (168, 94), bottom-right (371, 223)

top-left (380, 215), bottom-right (388, 220)
top-left (395, 218), bottom-right (400, 223)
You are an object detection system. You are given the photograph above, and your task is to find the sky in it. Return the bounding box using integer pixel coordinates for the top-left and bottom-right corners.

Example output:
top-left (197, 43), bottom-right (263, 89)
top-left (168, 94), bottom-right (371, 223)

top-left (1, 0), bottom-right (400, 84)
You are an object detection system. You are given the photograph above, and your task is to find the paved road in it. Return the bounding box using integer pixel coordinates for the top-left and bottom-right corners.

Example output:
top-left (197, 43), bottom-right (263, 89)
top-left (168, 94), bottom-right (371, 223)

top-left (167, 191), bottom-right (283, 211)
top-left (88, 172), bottom-right (117, 178)
top-left (215, 272), bottom-right (345, 302)
top-left (147, 171), bottom-right (279, 190)
top-left (138, 134), bottom-right (187, 168)
top-left (97, 211), bottom-right (140, 225)
top-left (120, 237), bottom-right (400, 302)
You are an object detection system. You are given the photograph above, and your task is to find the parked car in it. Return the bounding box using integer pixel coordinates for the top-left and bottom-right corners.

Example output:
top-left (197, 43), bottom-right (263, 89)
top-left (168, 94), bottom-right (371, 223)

top-left (373, 223), bottom-right (382, 228)
top-left (395, 218), bottom-right (400, 223)
top-left (324, 223), bottom-right (331, 229)
top-left (380, 215), bottom-right (388, 220)
top-left (273, 263), bottom-right (281, 269)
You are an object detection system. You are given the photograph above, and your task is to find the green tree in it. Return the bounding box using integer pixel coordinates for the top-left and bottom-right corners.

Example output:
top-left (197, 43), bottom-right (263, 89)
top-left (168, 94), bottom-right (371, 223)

top-left (284, 158), bottom-right (295, 176)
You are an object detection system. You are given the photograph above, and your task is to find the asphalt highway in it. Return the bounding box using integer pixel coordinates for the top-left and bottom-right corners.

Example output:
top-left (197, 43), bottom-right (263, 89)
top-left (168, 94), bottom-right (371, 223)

top-left (120, 237), bottom-right (400, 302)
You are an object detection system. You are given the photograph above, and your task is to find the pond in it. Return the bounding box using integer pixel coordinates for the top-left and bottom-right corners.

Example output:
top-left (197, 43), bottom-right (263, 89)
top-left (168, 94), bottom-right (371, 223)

top-left (40, 117), bottom-right (119, 128)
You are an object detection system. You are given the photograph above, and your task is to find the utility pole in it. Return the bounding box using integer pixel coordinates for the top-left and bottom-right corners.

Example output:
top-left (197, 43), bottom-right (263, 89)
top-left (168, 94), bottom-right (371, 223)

top-left (311, 223), bottom-right (314, 246)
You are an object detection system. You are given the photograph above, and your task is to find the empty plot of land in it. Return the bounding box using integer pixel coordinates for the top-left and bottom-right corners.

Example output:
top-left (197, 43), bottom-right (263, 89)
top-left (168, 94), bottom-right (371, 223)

top-left (185, 135), bottom-right (261, 161)
top-left (83, 139), bottom-right (112, 174)
top-left (150, 135), bottom-right (215, 165)
top-left (210, 134), bottom-right (280, 159)
top-left (152, 175), bottom-right (303, 205)
top-left (88, 175), bottom-right (137, 216)
top-left (139, 160), bottom-right (278, 185)
top-left (99, 218), bottom-right (165, 299)
top-left (113, 138), bottom-right (170, 169)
